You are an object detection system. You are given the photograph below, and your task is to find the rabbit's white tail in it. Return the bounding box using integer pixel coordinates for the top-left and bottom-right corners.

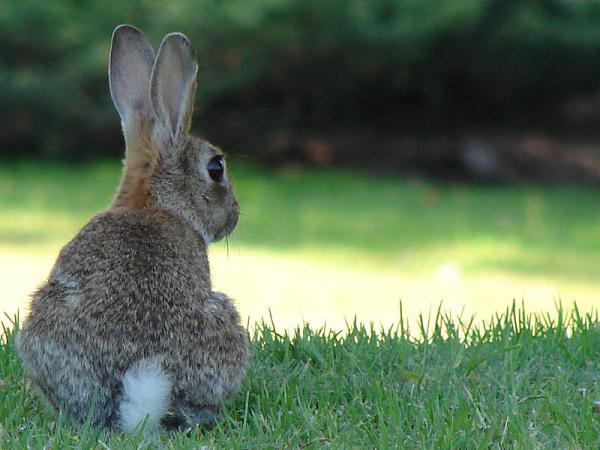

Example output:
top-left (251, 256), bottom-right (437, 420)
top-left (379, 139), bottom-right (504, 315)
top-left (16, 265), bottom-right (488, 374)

top-left (118, 358), bottom-right (172, 432)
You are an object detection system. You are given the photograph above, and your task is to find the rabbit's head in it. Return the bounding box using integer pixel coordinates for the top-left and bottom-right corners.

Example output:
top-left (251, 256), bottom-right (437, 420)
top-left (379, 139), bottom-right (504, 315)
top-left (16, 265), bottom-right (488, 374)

top-left (108, 25), bottom-right (239, 243)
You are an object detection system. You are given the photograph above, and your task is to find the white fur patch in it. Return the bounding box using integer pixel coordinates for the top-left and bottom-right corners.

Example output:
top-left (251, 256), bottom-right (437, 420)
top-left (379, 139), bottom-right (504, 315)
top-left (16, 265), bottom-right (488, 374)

top-left (119, 358), bottom-right (172, 432)
top-left (52, 267), bottom-right (80, 308)
top-left (64, 292), bottom-right (80, 308)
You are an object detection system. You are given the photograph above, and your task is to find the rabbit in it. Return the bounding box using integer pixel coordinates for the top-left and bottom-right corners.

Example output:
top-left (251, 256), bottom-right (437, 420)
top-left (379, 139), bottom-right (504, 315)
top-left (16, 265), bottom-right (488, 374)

top-left (15, 24), bottom-right (249, 432)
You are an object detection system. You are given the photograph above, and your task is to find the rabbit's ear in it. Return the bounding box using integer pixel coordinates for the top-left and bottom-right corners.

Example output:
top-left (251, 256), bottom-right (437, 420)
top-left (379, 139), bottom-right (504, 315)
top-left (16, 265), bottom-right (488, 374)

top-left (150, 32), bottom-right (198, 141)
top-left (109, 25), bottom-right (155, 127)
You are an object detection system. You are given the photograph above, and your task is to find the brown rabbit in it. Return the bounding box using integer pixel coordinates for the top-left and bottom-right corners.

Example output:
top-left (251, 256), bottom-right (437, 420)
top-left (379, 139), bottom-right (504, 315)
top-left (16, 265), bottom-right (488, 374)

top-left (16, 25), bottom-right (249, 431)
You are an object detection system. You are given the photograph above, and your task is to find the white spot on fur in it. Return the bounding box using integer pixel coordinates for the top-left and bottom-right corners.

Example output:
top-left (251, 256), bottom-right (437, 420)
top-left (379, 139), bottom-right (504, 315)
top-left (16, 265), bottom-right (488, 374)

top-left (53, 270), bottom-right (77, 289)
top-left (52, 268), bottom-right (80, 308)
top-left (64, 292), bottom-right (80, 308)
top-left (119, 358), bottom-right (172, 432)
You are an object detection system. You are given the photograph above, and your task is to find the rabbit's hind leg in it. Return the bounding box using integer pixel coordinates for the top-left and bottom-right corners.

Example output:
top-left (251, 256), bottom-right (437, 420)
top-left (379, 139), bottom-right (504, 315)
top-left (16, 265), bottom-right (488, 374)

top-left (16, 330), bottom-right (115, 427)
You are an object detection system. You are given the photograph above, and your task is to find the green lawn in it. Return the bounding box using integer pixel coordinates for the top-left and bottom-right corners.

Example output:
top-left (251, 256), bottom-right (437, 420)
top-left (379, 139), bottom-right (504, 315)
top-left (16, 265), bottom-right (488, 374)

top-left (2, 159), bottom-right (600, 279)
top-left (2, 160), bottom-right (600, 447)
top-left (2, 159), bottom-right (600, 332)
top-left (2, 305), bottom-right (600, 448)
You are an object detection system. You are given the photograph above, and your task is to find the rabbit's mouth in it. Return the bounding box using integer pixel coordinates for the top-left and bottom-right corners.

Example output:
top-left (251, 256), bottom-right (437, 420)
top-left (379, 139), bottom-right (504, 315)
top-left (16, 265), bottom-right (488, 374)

top-left (212, 202), bottom-right (239, 242)
top-left (224, 203), bottom-right (240, 236)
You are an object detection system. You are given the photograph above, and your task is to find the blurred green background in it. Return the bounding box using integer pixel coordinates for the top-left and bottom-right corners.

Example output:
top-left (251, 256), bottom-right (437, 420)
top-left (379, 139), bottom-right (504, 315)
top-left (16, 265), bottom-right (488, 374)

top-left (2, 0), bottom-right (600, 331)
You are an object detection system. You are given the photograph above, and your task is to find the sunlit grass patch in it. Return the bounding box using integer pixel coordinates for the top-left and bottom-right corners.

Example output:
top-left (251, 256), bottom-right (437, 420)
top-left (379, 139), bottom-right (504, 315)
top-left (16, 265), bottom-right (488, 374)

top-left (1, 159), bottom-right (600, 332)
top-left (3, 159), bottom-right (600, 275)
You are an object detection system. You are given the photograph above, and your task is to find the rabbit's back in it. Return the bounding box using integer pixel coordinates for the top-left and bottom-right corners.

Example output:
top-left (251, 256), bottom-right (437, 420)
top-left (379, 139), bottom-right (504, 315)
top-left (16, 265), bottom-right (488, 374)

top-left (17, 208), bottom-right (247, 427)
top-left (54, 207), bottom-right (211, 310)
top-left (27, 207), bottom-right (212, 347)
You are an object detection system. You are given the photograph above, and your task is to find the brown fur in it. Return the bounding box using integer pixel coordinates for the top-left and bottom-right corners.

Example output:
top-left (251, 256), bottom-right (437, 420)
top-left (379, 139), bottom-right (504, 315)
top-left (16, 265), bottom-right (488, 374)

top-left (112, 122), bottom-right (159, 209)
top-left (16, 25), bottom-right (249, 430)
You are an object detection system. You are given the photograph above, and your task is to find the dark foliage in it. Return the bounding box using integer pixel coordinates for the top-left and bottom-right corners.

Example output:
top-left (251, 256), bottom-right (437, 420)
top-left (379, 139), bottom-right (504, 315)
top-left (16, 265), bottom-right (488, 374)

top-left (3, 0), bottom-right (600, 166)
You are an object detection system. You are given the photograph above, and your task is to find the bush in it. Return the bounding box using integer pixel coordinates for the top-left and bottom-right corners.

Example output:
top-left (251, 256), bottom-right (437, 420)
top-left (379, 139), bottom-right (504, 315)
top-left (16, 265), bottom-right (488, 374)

top-left (3, 0), bottom-right (600, 158)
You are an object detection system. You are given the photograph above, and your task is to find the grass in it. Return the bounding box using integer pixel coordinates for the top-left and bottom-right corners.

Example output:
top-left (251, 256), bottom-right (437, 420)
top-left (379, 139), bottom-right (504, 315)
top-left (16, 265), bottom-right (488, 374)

top-left (2, 159), bottom-right (600, 278)
top-left (2, 304), bottom-right (600, 448)
top-left (2, 160), bottom-right (600, 446)
top-left (1, 159), bottom-right (600, 332)
top-left (2, 158), bottom-right (600, 332)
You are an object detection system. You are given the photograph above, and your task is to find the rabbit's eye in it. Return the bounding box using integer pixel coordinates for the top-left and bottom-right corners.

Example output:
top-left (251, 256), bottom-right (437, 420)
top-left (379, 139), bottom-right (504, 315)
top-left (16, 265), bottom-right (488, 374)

top-left (207, 155), bottom-right (225, 182)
